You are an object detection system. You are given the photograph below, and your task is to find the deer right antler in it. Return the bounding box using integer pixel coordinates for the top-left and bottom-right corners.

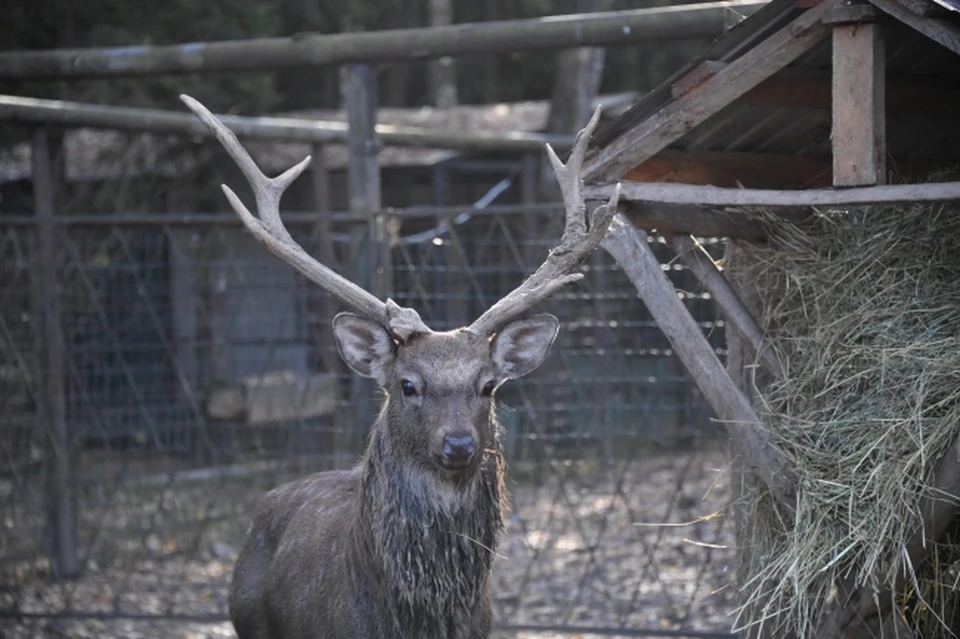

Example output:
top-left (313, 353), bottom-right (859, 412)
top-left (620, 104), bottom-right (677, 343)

top-left (180, 95), bottom-right (430, 341)
top-left (467, 107), bottom-right (621, 337)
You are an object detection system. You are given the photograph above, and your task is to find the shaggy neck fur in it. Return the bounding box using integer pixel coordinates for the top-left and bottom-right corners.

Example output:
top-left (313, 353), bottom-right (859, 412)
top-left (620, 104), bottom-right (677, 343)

top-left (353, 423), bottom-right (505, 638)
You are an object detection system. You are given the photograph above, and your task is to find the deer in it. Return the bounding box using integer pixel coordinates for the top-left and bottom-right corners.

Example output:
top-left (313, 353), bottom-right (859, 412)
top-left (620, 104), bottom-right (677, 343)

top-left (180, 94), bottom-right (620, 639)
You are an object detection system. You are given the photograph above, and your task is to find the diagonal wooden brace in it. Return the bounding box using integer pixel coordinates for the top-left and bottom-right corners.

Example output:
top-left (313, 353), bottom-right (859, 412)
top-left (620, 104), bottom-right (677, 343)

top-left (664, 233), bottom-right (783, 379)
top-left (601, 214), bottom-right (796, 512)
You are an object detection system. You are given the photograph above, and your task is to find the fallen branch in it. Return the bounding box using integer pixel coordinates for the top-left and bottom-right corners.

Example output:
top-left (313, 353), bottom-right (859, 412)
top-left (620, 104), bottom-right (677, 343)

top-left (665, 233), bottom-right (783, 378)
top-left (601, 214), bottom-right (796, 512)
top-left (816, 434), bottom-right (960, 639)
top-left (586, 180), bottom-right (960, 208)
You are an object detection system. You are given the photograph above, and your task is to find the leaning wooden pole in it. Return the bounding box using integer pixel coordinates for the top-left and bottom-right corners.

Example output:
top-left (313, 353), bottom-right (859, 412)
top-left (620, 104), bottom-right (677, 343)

top-left (665, 233), bottom-right (783, 379)
top-left (601, 214), bottom-right (795, 512)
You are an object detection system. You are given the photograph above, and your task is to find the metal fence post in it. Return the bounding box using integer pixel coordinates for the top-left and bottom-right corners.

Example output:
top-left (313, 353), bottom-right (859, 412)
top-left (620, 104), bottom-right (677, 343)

top-left (31, 127), bottom-right (78, 579)
top-left (345, 63), bottom-right (384, 438)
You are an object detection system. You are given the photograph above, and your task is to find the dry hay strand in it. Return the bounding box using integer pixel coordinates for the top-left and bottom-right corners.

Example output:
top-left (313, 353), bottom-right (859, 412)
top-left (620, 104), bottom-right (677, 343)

top-left (730, 199), bottom-right (960, 638)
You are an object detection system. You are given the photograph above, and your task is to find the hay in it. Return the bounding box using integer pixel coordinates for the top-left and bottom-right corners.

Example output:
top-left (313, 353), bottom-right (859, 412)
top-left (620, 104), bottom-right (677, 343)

top-left (731, 198), bottom-right (960, 637)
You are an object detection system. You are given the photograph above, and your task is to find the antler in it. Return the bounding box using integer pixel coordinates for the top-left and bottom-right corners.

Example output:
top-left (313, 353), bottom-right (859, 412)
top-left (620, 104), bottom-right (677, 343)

top-left (180, 95), bottom-right (430, 341)
top-left (468, 107), bottom-right (621, 337)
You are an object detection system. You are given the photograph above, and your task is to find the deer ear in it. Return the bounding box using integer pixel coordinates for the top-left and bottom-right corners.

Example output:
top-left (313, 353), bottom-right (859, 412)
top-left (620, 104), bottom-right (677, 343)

top-left (333, 313), bottom-right (395, 382)
top-left (490, 314), bottom-right (559, 380)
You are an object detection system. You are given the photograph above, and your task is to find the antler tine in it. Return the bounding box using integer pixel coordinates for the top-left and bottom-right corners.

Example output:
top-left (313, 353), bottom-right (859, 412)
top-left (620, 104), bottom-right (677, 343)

top-left (180, 95), bottom-right (431, 340)
top-left (468, 106), bottom-right (620, 337)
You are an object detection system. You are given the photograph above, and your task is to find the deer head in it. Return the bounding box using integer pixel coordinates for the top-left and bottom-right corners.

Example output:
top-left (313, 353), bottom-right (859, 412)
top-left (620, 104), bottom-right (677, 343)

top-left (180, 94), bottom-right (619, 475)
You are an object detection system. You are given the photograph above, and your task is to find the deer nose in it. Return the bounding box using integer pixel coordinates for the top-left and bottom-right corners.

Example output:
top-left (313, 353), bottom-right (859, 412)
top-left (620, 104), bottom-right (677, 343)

top-left (441, 433), bottom-right (477, 467)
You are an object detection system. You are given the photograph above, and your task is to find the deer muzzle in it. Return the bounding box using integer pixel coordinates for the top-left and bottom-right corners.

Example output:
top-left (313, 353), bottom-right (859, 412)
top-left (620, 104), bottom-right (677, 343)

top-left (440, 432), bottom-right (477, 469)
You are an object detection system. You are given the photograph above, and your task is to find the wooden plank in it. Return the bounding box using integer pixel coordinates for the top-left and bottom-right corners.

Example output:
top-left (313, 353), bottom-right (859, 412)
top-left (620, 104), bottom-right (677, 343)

top-left (868, 0), bottom-right (960, 54)
top-left (600, 214), bottom-right (796, 511)
top-left (585, 179), bottom-right (960, 207)
top-left (670, 60), bottom-right (729, 98)
top-left (624, 149), bottom-right (832, 188)
top-left (582, 0), bottom-right (841, 183)
top-left (822, 2), bottom-right (881, 22)
top-left (896, 0), bottom-right (949, 16)
top-left (831, 23), bottom-right (886, 186)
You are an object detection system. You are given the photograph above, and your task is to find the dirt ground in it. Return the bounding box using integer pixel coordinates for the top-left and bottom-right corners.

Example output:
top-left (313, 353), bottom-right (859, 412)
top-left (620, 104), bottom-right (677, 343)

top-left (0, 447), bottom-right (737, 638)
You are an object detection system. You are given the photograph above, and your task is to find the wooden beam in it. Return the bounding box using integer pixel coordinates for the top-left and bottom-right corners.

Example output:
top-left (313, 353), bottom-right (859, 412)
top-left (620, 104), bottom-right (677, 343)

top-left (868, 0), bottom-right (960, 55)
top-left (585, 179), bottom-right (960, 207)
top-left (600, 214), bottom-right (796, 511)
top-left (31, 129), bottom-right (79, 579)
top-left (665, 233), bottom-right (784, 378)
top-left (831, 21), bottom-right (886, 186)
top-left (624, 149), bottom-right (832, 189)
top-left (0, 93), bottom-right (577, 153)
top-left (0, 3), bottom-right (765, 80)
top-left (582, 0), bottom-right (841, 183)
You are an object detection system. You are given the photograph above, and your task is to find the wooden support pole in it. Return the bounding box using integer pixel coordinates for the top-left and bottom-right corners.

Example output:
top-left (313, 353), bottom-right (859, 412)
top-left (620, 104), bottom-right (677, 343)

top-left (31, 128), bottom-right (78, 579)
top-left (345, 64), bottom-right (388, 300)
top-left (665, 233), bottom-right (783, 379)
top-left (345, 64), bottom-right (383, 437)
top-left (831, 19), bottom-right (886, 187)
top-left (308, 142), bottom-right (344, 465)
top-left (601, 214), bottom-right (796, 512)
top-left (0, 3), bottom-right (764, 80)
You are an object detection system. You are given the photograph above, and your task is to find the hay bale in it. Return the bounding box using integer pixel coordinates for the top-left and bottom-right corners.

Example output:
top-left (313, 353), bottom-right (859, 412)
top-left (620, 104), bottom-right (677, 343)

top-left (730, 199), bottom-right (960, 637)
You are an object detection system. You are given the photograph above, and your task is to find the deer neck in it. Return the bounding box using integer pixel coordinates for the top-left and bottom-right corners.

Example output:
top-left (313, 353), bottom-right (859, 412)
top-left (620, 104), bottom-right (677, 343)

top-left (352, 423), bottom-right (505, 633)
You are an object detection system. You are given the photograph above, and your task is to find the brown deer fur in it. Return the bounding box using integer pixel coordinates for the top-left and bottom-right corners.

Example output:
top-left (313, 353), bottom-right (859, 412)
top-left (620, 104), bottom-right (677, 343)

top-left (228, 314), bottom-right (559, 639)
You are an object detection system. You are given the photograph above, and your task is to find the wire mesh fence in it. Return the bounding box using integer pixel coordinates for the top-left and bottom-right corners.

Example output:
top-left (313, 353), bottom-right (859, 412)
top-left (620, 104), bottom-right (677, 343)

top-left (0, 205), bottom-right (737, 638)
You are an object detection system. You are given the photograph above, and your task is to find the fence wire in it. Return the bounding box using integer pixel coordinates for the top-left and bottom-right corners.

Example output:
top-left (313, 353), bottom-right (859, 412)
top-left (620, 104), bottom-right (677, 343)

top-left (0, 206), bottom-right (736, 638)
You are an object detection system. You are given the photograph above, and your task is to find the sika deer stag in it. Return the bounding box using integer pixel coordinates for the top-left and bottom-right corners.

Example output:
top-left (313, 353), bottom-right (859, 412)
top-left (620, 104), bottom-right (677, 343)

top-left (181, 94), bottom-right (619, 639)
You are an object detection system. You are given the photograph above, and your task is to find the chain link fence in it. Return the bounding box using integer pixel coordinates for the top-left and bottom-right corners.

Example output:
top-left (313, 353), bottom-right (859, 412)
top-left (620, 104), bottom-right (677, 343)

top-left (0, 204), bottom-right (736, 638)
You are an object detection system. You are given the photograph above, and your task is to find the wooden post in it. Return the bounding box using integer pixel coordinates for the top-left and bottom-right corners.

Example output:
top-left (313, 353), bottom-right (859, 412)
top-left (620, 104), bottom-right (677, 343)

top-left (831, 14), bottom-right (885, 186)
top-left (345, 64), bottom-right (383, 437)
top-left (309, 142), bottom-right (344, 467)
top-left (31, 128), bottom-right (78, 579)
top-left (601, 215), bottom-right (796, 512)
top-left (519, 152), bottom-right (549, 484)
top-left (346, 64), bottom-right (388, 299)
top-left (310, 141), bottom-right (338, 377)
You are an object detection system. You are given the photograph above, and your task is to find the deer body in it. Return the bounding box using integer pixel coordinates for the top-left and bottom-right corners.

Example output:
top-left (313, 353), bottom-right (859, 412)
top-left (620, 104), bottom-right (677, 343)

top-left (179, 94), bottom-right (618, 639)
top-left (229, 323), bottom-right (555, 639)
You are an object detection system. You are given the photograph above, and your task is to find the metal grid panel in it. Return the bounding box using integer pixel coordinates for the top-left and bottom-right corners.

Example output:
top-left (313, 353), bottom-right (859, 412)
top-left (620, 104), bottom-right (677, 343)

top-left (0, 208), bottom-right (735, 638)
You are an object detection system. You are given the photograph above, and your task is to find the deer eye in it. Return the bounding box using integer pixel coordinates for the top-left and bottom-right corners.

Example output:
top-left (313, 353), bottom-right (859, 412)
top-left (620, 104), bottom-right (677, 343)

top-left (400, 379), bottom-right (417, 397)
top-left (481, 380), bottom-right (496, 397)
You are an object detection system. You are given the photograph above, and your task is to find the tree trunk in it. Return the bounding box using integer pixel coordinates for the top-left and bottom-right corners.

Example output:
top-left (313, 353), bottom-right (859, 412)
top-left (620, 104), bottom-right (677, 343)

top-left (538, 0), bottom-right (615, 200)
top-left (428, 0), bottom-right (458, 108)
